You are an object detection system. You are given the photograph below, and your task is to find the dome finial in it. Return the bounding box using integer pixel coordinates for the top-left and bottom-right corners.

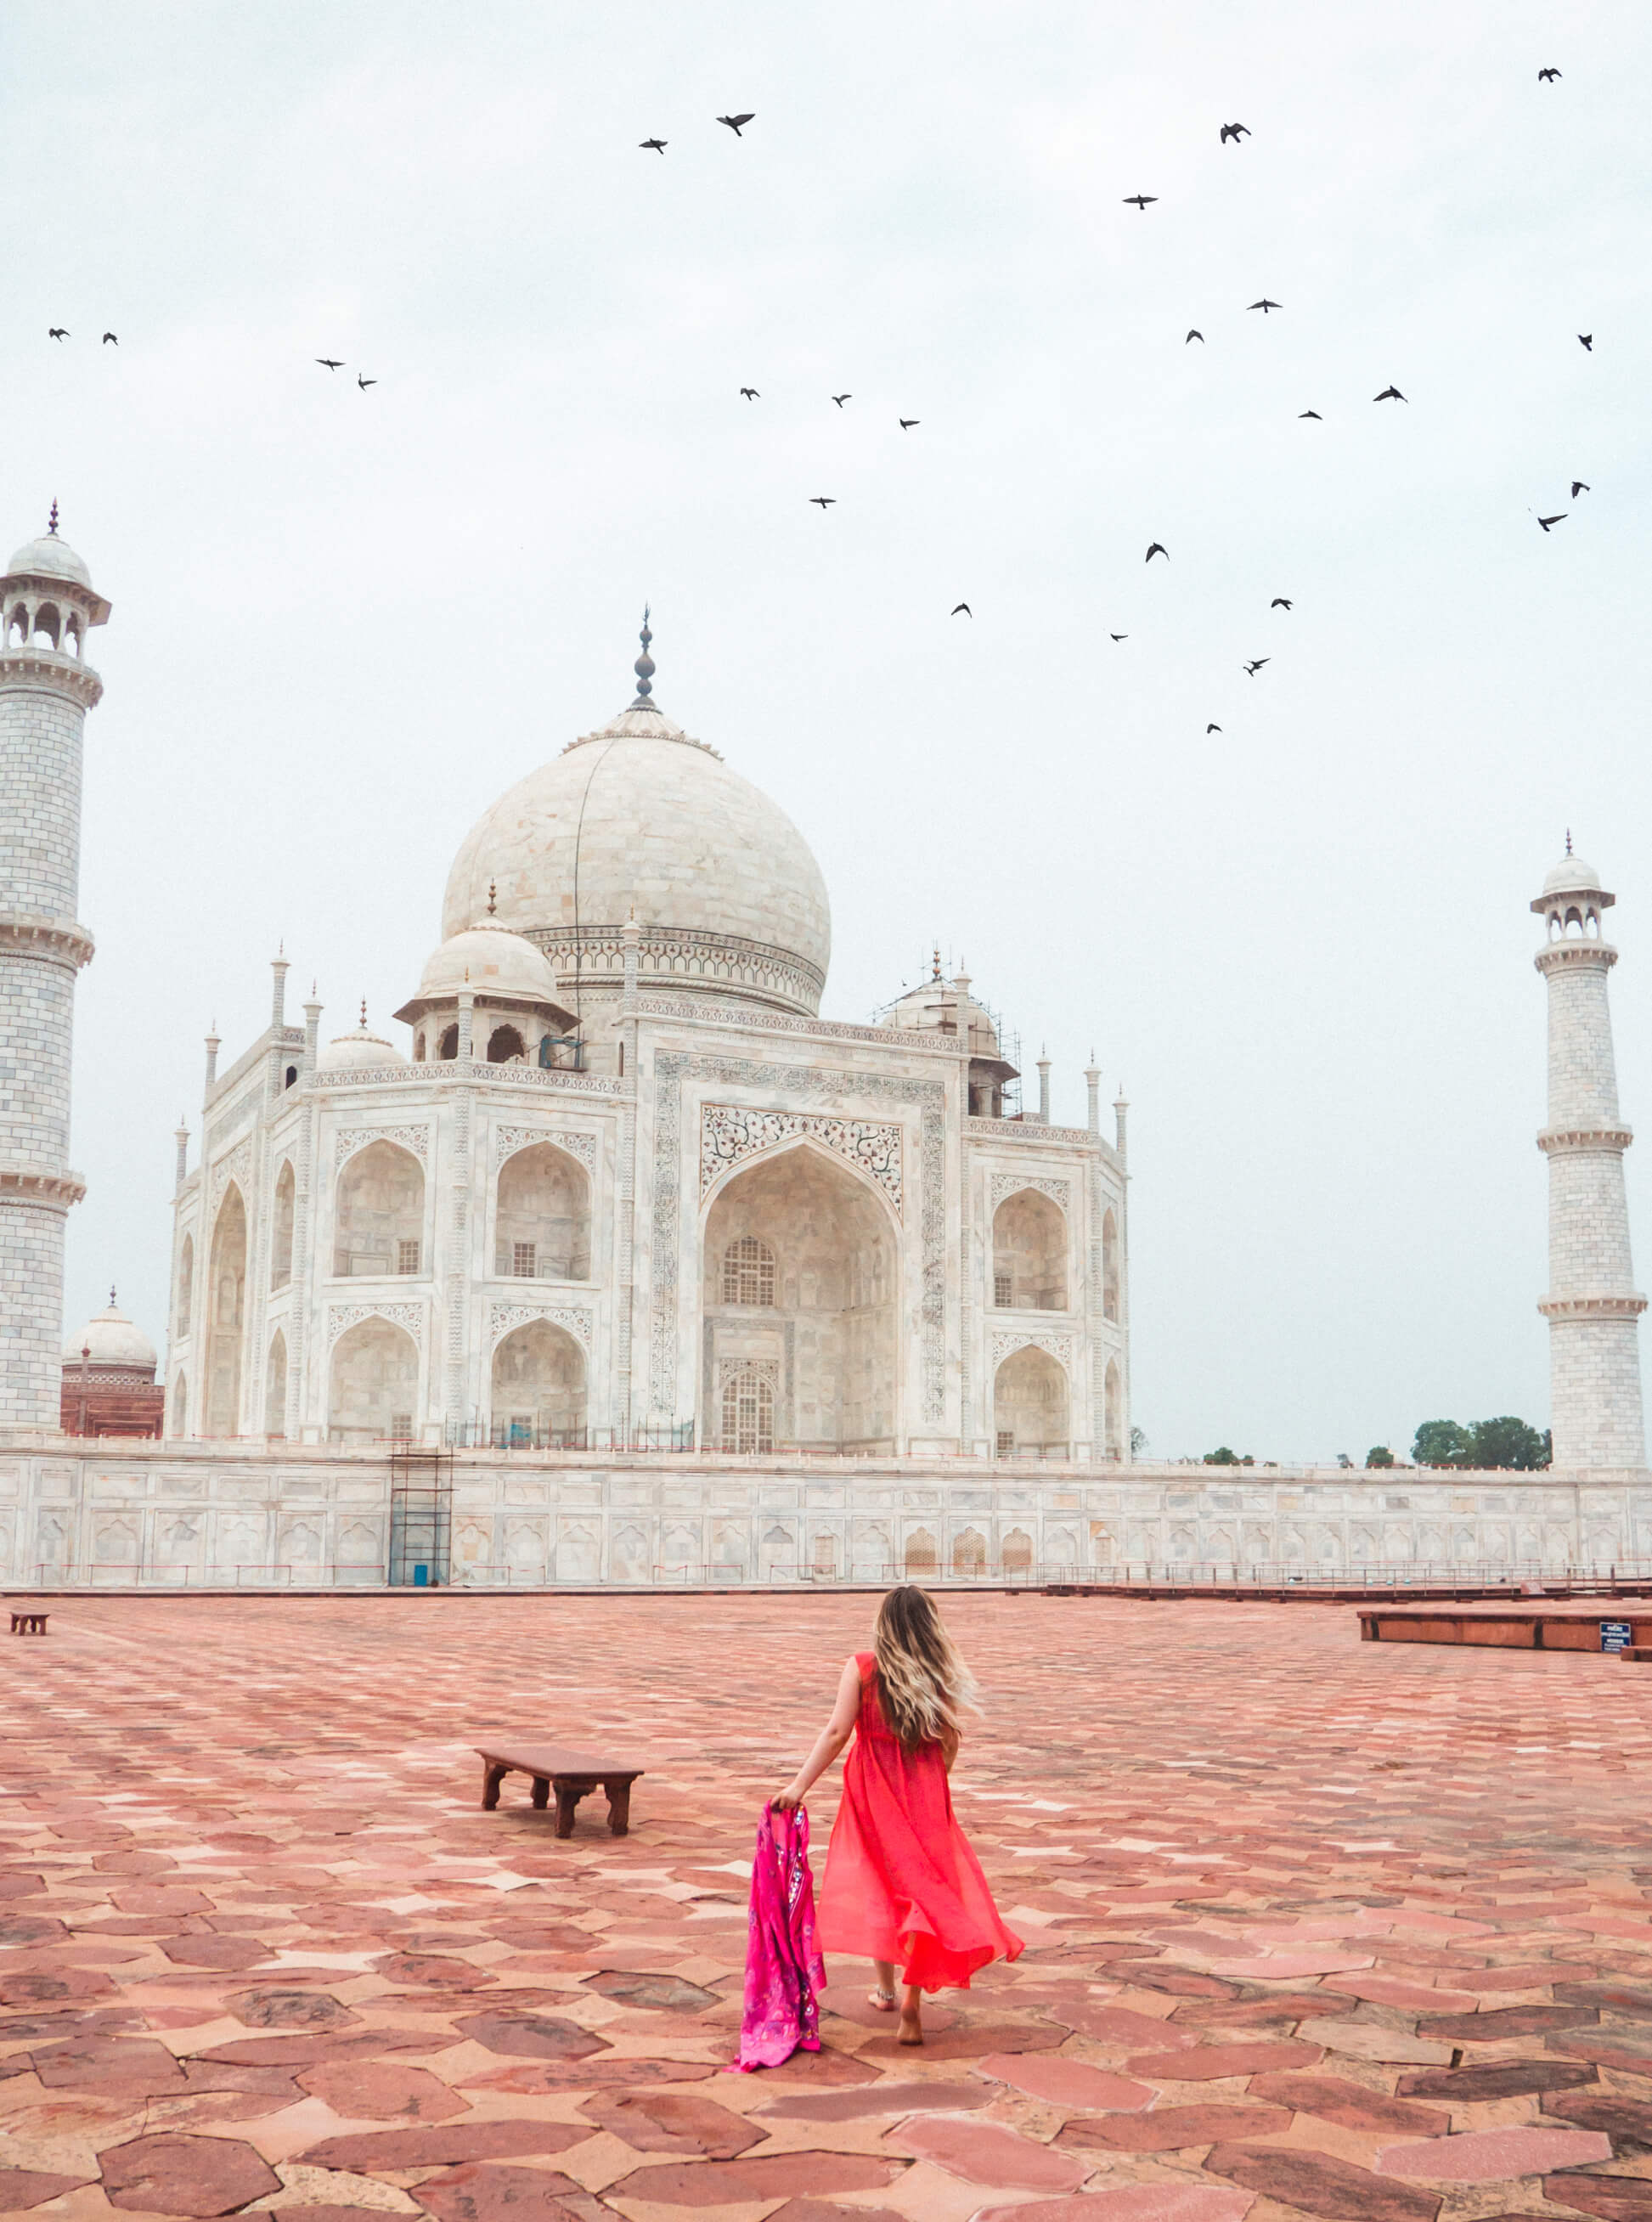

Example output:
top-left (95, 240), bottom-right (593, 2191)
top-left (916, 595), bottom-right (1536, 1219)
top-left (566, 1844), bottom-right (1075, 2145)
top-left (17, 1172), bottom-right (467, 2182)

top-left (48, 498), bottom-right (59, 538)
top-left (632, 604), bottom-right (656, 702)
top-left (108, 1283), bottom-right (116, 1308)
top-left (931, 943), bottom-right (942, 982)
top-left (1566, 826), bottom-right (1573, 856)
top-left (358, 998), bottom-right (368, 1028)
top-left (487, 878), bottom-right (497, 916)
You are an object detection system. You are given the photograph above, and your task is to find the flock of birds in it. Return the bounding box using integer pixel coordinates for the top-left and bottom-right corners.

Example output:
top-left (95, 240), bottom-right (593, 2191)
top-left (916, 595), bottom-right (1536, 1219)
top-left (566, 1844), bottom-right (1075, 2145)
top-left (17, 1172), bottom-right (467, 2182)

top-left (40, 73), bottom-right (1593, 734)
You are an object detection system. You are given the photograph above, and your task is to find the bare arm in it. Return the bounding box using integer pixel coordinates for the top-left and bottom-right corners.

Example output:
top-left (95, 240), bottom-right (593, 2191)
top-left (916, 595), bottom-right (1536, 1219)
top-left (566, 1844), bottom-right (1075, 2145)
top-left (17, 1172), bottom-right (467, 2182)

top-left (772, 1656), bottom-right (862, 1811)
top-left (939, 1723), bottom-right (961, 1774)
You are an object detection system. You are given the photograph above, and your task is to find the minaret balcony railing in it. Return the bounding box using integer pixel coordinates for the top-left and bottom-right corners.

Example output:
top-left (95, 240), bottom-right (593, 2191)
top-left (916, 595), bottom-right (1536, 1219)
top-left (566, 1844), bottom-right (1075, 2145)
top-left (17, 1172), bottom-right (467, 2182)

top-left (0, 915), bottom-right (95, 969)
top-left (1538, 1124), bottom-right (1635, 1153)
top-left (1536, 939), bottom-right (1618, 975)
top-left (0, 1168), bottom-right (87, 1210)
top-left (1539, 1292), bottom-right (1649, 1319)
top-left (0, 643), bottom-right (103, 707)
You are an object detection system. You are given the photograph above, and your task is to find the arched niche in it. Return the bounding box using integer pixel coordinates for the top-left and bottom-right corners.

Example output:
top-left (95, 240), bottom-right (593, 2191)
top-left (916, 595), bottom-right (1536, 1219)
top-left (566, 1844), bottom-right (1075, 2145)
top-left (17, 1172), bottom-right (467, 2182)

top-left (1102, 1207), bottom-right (1119, 1321)
top-left (496, 1142), bottom-right (589, 1280)
top-left (952, 1526), bottom-right (987, 1577)
top-left (992, 1188), bottom-right (1067, 1311)
top-left (335, 1140), bottom-right (425, 1277)
top-left (1105, 1357), bottom-right (1122, 1460)
top-left (329, 1316), bottom-right (419, 1445)
top-left (703, 1143), bottom-right (897, 1452)
top-left (492, 1319), bottom-right (586, 1444)
top-left (271, 1161), bottom-right (295, 1289)
top-left (265, 1329), bottom-right (288, 1438)
top-left (438, 1023), bottom-right (459, 1060)
top-left (905, 1527), bottom-right (938, 1576)
top-left (169, 1370), bottom-right (189, 1439)
top-left (993, 1343), bottom-right (1068, 1457)
top-left (176, 1232), bottom-right (195, 1339)
top-left (487, 1022), bottom-right (526, 1063)
top-left (205, 1185), bottom-right (246, 1436)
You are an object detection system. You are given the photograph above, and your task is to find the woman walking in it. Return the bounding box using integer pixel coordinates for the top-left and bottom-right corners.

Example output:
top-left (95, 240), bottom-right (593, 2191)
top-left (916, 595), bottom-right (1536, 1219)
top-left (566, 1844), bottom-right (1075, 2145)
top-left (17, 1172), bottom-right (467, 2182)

top-left (772, 1586), bottom-right (1022, 2047)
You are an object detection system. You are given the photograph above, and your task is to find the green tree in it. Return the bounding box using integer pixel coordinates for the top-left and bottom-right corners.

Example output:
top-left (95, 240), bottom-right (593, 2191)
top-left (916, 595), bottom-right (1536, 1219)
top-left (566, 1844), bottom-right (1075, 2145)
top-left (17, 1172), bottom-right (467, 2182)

top-left (1204, 1446), bottom-right (1241, 1464)
top-left (1130, 1425), bottom-right (1148, 1457)
top-left (1467, 1416), bottom-right (1551, 1470)
top-left (1365, 1445), bottom-right (1395, 1468)
top-left (1412, 1419), bottom-right (1472, 1468)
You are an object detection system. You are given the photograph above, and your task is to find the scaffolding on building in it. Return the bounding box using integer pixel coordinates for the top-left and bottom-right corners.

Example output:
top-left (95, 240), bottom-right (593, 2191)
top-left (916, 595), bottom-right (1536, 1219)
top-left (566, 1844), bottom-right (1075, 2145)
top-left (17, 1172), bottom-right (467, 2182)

top-left (388, 1447), bottom-right (454, 1586)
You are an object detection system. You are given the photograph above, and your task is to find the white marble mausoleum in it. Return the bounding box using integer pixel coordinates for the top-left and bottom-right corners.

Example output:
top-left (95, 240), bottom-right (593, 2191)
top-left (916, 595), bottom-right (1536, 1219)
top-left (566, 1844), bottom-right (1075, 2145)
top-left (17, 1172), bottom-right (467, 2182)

top-left (166, 623), bottom-right (1130, 1460)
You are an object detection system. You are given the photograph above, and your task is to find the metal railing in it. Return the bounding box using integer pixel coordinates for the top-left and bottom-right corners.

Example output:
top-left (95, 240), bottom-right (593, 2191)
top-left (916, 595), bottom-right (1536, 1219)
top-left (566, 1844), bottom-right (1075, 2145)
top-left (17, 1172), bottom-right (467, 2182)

top-left (441, 1421), bottom-right (696, 1452)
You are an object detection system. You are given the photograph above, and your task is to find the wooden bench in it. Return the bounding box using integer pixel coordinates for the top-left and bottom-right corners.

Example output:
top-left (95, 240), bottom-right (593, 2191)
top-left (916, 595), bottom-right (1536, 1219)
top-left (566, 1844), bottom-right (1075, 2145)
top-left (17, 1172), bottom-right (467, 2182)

top-left (476, 1743), bottom-right (643, 1838)
top-left (9, 1610), bottom-right (48, 1636)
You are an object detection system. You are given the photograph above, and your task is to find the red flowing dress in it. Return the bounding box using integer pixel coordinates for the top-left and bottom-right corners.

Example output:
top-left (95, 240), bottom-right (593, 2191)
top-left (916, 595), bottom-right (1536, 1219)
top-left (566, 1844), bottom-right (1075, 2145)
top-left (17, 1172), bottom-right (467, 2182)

top-left (817, 1652), bottom-right (1023, 1992)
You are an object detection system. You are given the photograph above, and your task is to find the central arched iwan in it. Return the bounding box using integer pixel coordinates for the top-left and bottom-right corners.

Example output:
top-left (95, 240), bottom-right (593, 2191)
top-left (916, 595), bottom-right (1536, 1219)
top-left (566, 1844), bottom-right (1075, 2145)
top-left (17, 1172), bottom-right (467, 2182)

top-left (704, 1143), bottom-right (896, 1452)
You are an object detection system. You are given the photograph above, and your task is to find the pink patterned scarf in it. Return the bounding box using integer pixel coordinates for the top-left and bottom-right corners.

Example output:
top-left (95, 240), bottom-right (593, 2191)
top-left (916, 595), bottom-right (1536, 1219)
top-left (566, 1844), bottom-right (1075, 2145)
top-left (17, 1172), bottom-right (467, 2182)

top-left (730, 1802), bottom-right (827, 2072)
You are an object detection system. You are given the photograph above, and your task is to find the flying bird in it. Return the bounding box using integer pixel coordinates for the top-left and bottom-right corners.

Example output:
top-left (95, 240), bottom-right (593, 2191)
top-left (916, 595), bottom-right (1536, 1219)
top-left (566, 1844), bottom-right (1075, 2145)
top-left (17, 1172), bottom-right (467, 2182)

top-left (48, 327), bottom-right (67, 340)
top-left (740, 387), bottom-right (759, 399)
top-left (1206, 724), bottom-right (1222, 734)
top-left (717, 112), bottom-right (756, 134)
top-left (1145, 542), bottom-right (1168, 562)
top-left (1271, 597), bottom-right (1293, 609)
top-left (102, 332), bottom-right (117, 345)
top-left (1538, 66), bottom-right (1561, 81)
top-left (1572, 480), bottom-right (1591, 496)
top-left (1123, 194), bottom-right (1157, 210)
top-left (1110, 633), bottom-right (1128, 641)
top-left (358, 374), bottom-right (376, 389)
top-left (1373, 385), bottom-right (1407, 402)
top-left (640, 138), bottom-right (667, 153)
top-left (1220, 122), bottom-right (1251, 143)
top-left (899, 418), bottom-right (919, 429)
top-left (1243, 658), bottom-right (1270, 675)
top-left (809, 496), bottom-right (836, 509)
top-left (1299, 409), bottom-right (1322, 419)
top-left (831, 393), bottom-right (851, 406)
top-left (1578, 333), bottom-right (1593, 351)
top-left (1186, 329), bottom-right (1204, 343)
top-left (316, 358), bottom-right (343, 369)
top-left (1248, 298), bottom-right (1282, 313)
top-left (1537, 512), bottom-right (1566, 531)
top-left (951, 603), bottom-right (972, 617)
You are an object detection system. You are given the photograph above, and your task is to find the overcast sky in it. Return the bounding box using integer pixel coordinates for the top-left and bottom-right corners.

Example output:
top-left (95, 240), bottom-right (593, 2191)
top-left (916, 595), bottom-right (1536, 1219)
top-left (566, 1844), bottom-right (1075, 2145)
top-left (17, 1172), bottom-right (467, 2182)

top-left (10, 0), bottom-right (1649, 1462)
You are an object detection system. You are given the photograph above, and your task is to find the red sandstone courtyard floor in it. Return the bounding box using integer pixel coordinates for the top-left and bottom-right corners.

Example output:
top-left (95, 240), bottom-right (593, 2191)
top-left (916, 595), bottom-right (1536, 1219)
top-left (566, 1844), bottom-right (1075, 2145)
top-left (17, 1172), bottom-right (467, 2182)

top-left (7, 1594), bottom-right (1652, 2222)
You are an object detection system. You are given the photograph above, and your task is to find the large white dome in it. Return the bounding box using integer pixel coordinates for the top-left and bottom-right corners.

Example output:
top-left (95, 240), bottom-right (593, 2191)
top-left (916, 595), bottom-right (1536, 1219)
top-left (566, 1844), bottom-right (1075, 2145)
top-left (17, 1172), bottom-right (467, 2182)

top-left (64, 1294), bottom-right (156, 1373)
top-left (442, 697), bottom-right (831, 1018)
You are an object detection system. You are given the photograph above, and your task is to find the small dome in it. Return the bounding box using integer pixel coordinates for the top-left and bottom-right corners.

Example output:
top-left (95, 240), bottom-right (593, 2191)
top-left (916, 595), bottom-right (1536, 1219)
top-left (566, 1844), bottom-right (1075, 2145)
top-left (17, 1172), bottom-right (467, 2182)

top-left (418, 922), bottom-right (560, 1005)
top-left (7, 533), bottom-right (91, 587)
top-left (1544, 853), bottom-right (1602, 894)
top-left (317, 1017), bottom-right (406, 1072)
top-left (64, 1294), bottom-right (156, 1373)
top-left (882, 973), bottom-right (1004, 1061)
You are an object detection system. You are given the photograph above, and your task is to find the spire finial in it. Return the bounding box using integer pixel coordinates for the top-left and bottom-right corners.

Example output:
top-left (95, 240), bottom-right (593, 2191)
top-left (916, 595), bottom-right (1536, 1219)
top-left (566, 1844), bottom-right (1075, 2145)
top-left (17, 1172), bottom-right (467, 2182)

top-left (633, 604), bottom-right (655, 701)
top-left (109, 1283), bottom-right (116, 1308)
top-left (359, 998), bottom-right (368, 1028)
top-left (1566, 827), bottom-right (1573, 856)
top-left (931, 943), bottom-right (942, 982)
top-left (48, 499), bottom-right (59, 538)
top-left (487, 878), bottom-right (497, 916)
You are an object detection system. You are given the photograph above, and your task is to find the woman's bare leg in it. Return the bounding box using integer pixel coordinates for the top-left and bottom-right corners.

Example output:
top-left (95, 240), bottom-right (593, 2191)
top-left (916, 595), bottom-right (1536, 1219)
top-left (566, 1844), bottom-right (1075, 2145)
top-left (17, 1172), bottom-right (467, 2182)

top-left (870, 1960), bottom-right (898, 2011)
top-left (898, 1982), bottom-right (923, 2045)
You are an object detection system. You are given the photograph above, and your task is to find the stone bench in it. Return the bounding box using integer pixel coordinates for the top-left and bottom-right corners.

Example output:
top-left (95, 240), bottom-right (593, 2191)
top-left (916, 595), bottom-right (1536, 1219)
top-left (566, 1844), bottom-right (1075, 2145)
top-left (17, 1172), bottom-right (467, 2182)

top-left (1358, 1607), bottom-right (1652, 1653)
top-left (476, 1743), bottom-right (644, 1838)
top-left (9, 1610), bottom-right (48, 1636)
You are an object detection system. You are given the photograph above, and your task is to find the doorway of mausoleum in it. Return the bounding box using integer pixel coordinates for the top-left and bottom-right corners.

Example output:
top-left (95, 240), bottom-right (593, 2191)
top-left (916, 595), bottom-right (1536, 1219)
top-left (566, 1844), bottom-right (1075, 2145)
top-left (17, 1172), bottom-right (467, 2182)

top-left (702, 1144), bottom-right (897, 1452)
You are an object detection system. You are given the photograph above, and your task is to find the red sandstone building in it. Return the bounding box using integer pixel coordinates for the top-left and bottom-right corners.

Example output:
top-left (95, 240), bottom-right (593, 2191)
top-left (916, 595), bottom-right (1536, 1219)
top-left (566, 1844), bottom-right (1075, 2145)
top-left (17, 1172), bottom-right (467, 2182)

top-left (60, 1292), bottom-right (165, 1438)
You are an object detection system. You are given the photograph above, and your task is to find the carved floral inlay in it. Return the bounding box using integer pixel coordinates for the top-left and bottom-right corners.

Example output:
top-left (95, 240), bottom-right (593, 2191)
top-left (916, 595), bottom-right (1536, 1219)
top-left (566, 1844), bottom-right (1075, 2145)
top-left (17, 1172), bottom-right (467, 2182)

top-left (488, 1301), bottom-right (594, 1350)
top-left (334, 1124), bottom-right (431, 1167)
top-left (989, 1172), bottom-right (1071, 1214)
top-left (991, 1329), bottom-right (1075, 1372)
top-left (494, 1125), bottom-right (596, 1170)
top-left (326, 1301), bottom-right (425, 1348)
top-left (701, 1103), bottom-right (902, 1209)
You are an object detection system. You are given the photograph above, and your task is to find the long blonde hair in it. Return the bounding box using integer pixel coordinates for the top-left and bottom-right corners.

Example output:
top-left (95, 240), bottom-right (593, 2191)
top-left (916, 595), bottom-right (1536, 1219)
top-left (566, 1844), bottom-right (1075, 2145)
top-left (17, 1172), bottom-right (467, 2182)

top-left (872, 1586), bottom-right (978, 1752)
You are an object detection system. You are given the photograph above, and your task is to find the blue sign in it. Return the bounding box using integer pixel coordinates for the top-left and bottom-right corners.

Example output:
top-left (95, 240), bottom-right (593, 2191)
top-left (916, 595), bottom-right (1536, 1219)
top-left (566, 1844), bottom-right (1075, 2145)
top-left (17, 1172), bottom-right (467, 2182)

top-left (1601, 1621), bottom-right (1632, 1652)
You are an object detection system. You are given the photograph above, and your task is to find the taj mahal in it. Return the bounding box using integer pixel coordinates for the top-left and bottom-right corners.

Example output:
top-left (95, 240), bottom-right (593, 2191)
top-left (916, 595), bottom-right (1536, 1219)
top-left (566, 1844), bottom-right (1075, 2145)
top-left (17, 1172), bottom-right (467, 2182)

top-left (2, 517), bottom-right (1649, 1589)
top-left (166, 607), bottom-right (1129, 1463)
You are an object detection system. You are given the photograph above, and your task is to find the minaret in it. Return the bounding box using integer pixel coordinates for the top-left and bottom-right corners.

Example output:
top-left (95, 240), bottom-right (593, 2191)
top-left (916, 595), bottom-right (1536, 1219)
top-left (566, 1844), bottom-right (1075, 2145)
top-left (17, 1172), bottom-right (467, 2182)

top-left (0, 508), bottom-right (110, 1431)
top-left (1533, 843), bottom-right (1647, 1469)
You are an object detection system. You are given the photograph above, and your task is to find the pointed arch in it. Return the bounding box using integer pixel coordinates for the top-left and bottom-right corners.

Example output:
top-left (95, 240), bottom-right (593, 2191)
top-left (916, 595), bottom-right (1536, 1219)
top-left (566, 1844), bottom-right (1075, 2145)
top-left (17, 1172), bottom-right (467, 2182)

top-left (265, 1328), bottom-right (288, 1438)
top-left (271, 1159), bottom-right (296, 1289)
top-left (1105, 1357), bottom-right (1123, 1460)
top-left (495, 1141), bottom-right (589, 1281)
top-left (169, 1370), bottom-right (189, 1439)
top-left (491, 1317), bottom-right (587, 1445)
top-left (992, 1187), bottom-right (1067, 1310)
top-left (993, 1343), bottom-right (1068, 1457)
top-left (176, 1232), bottom-right (195, 1339)
top-left (204, 1184), bottom-right (247, 1436)
top-left (1102, 1207), bottom-right (1119, 1321)
top-left (329, 1316), bottom-right (420, 1444)
top-left (335, 1140), bottom-right (424, 1277)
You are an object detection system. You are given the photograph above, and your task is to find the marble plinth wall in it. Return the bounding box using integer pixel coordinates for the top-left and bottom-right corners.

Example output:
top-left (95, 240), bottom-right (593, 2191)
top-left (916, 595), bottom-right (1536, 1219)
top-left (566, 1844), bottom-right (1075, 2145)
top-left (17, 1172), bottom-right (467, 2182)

top-left (0, 1446), bottom-right (1649, 1586)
